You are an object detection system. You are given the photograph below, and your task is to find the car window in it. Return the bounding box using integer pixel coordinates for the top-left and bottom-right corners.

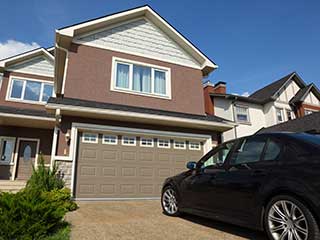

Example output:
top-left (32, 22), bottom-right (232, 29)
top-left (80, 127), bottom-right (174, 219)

top-left (230, 137), bottom-right (266, 165)
top-left (263, 139), bottom-right (282, 161)
top-left (202, 142), bottom-right (235, 168)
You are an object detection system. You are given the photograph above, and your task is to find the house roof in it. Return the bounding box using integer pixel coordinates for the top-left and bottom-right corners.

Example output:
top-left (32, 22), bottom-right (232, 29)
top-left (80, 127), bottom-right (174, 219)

top-left (46, 97), bottom-right (234, 131)
top-left (0, 105), bottom-right (54, 119)
top-left (257, 111), bottom-right (320, 134)
top-left (210, 93), bottom-right (264, 104)
top-left (289, 83), bottom-right (320, 105)
top-left (249, 72), bottom-right (306, 101)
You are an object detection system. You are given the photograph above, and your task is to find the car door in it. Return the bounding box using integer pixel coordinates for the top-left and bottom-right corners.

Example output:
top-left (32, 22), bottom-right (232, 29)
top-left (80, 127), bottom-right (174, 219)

top-left (212, 135), bottom-right (283, 224)
top-left (179, 140), bottom-right (237, 212)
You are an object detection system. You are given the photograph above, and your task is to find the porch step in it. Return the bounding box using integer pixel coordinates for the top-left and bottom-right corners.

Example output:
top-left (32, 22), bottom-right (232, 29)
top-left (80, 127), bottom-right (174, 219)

top-left (0, 180), bottom-right (26, 193)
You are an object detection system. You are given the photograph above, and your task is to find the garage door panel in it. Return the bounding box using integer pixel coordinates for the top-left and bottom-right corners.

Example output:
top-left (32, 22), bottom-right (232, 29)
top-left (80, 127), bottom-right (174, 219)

top-left (75, 132), bottom-right (205, 198)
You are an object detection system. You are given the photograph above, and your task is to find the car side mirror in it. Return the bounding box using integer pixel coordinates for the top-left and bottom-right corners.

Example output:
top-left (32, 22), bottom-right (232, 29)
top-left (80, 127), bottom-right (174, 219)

top-left (186, 161), bottom-right (197, 170)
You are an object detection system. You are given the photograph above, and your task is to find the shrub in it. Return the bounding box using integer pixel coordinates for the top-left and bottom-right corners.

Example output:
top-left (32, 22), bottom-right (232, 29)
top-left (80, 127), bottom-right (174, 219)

top-left (42, 188), bottom-right (78, 212)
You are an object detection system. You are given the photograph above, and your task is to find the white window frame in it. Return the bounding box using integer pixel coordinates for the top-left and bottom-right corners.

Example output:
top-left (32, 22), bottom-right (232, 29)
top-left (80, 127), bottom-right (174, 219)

top-left (234, 105), bottom-right (250, 123)
top-left (140, 138), bottom-right (154, 148)
top-left (102, 134), bottom-right (118, 145)
top-left (82, 133), bottom-right (98, 144)
top-left (111, 57), bottom-right (171, 99)
top-left (6, 76), bottom-right (55, 105)
top-left (189, 142), bottom-right (201, 151)
top-left (174, 140), bottom-right (186, 150)
top-left (0, 136), bottom-right (16, 165)
top-left (122, 136), bottom-right (136, 146)
top-left (0, 73), bottom-right (3, 92)
top-left (286, 109), bottom-right (294, 120)
top-left (276, 108), bottom-right (284, 123)
top-left (157, 139), bottom-right (171, 149)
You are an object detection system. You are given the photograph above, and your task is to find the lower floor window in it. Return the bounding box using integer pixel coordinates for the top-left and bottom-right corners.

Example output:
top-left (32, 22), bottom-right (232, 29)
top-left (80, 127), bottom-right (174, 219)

top-left (189, 142), bottom-right (201, 150)
top-left (174, 140), bottom-right (186, 149)
top-left (122, 136), bottom-right (136, 146)
top-left (0, 137), bottom-right (16, 164)
top-left (158, 139), bottom-right (170, 148)
top-left (82, 133), bottom-right (98, 143)
top-left (102, 135), bottom-right (118, 145)
top-left (140, 138), bottom-right (154, 147)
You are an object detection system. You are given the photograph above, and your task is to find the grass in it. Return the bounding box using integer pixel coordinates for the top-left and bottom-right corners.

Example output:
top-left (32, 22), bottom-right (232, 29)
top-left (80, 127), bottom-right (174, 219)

top-left (43, 223), bottom-right (71, 240)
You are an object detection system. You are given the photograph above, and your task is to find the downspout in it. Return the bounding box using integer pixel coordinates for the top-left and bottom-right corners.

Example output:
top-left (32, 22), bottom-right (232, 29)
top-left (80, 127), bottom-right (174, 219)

top-left (55, 43), bottom-right (69, 96)
top-left (231, 97), bottom-right (238, 139)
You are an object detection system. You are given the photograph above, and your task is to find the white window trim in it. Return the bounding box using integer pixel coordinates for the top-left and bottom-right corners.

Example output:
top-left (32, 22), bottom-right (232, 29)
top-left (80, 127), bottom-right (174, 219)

top-left (0, 136), bottom-right (16, 165)
top-left (174, 140), bottom-right (186, 150)
top-left (189, 142), bottom-right (201, 151)
top-left (234, 105), bottom-right (251, 124)
top-left (0, 73), bottom-right (3, 92)
top-left (122, 136), bottom-right (136, 146)
top-left (6, 75), bottom-right (55, 105)
top-left (140, 138), bottom-right (154, 148)
top-left (157, 139), bottom-right (171, 149)
top-left (102, 134), bottom-right (118, 145)
top-left (82, 133), bottom-right (98, 144)
top-left (110, 57), bottom-right (172, 100)
top-left (276, 108), bottom-right (284, 123)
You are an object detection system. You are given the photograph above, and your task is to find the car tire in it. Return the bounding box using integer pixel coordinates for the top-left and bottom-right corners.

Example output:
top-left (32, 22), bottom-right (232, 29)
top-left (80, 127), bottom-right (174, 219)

top-left (161, 185), bottom-right (180, 217)
top-left (264, 195), bottom-right (320, 240)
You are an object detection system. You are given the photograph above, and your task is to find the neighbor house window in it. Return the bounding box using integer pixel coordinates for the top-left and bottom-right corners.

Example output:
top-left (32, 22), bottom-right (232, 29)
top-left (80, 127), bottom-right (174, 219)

top-left (8, 77), bottom-right (54, 104)
top-left (140, 138), bottom-right (154, 147)
top-left (189, 142), bottom-right (201, 151)
top-left (82, 133), bottom-right (98, 143)
top-left (102, 135), bottom-right (118, 145)
top-left (235, 106), bottom-right (250, 123)
top-left (122, 136), bottom-right (136, 146)
top-left (0, 137), bottom-right (16, 164)
top-left (174, 140), bottom-right (186, 149)
top-left (276, 108), bottom-right (284, 122)
top-left (113, 58), bottom-right (170, 98)
top-left (157, 139), bottom-right (170, 149)
top-left (286, 110), bottom-right (294, 120)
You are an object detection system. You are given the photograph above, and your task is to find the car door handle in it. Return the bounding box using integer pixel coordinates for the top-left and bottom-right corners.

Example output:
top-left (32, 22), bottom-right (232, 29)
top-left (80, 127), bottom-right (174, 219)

top-left (251, 170), bottom-right (267, 176)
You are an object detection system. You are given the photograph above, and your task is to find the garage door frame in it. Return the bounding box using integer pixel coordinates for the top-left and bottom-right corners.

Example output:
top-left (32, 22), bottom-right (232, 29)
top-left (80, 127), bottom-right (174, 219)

top-left (68, 122), bottom-right (213, 199)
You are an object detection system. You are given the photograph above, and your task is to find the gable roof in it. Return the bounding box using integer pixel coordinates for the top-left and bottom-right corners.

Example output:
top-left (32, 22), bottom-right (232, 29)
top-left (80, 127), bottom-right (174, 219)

top-left (249, 72), bottom-right (306, 102)
top-left (290, 83), bottom-right (320, 105)
top-left (0, 47), bottom-right (54, 72)
top-left (210, 93), bottom-right (264, 104)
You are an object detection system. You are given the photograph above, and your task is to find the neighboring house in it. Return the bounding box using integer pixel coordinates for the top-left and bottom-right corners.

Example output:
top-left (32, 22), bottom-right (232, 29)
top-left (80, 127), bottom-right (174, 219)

top-left (0, 6), bottom-right (233, 199)
top-left (257, 111), bottom-right (320, 134)
top-left (204, 72), bottom-right (320, 141)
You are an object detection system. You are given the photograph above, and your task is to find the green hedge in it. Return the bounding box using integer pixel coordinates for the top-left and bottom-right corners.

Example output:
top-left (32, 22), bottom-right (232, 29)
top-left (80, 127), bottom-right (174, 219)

top-left (0, 156), bottom-right (77, 240)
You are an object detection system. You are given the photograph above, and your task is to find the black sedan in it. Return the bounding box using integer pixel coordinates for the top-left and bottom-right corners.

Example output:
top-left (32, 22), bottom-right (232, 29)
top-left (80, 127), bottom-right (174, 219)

top-left (161, 133), bottom-right (320, 240)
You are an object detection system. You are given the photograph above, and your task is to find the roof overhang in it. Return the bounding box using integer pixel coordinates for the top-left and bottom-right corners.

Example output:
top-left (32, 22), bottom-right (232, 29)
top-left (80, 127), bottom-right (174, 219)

top-left (0, 112), bottom-right (55, 129)
top-left (54, 5), bottom-right (218, 95)
top-left (46, 103), bottom-right (234, 132)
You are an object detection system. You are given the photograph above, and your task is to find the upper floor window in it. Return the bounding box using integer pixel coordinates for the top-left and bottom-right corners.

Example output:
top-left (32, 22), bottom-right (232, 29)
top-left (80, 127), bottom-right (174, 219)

top-left (8, 77), bottom-right (54, 104)
top-left (112, 58), bottom-right (171, 99)
top-left (235, 105), bottom-right (250, 123)
top-left (276, 108), bottom-right (284, 122)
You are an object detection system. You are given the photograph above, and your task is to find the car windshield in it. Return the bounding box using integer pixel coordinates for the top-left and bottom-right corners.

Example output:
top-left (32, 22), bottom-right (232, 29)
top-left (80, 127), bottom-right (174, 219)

top-left (291, 133), bottom-right (320, 146)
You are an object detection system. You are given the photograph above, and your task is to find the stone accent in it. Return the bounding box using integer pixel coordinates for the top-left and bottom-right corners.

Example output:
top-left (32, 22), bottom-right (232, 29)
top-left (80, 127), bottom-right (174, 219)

top-left (56, 160), bottom-right (73, 189)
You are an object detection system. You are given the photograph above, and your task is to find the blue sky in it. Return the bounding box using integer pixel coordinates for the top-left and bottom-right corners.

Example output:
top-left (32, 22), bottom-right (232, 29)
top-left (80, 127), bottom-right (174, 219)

top-left (0, 0), bottom-right (319, 95)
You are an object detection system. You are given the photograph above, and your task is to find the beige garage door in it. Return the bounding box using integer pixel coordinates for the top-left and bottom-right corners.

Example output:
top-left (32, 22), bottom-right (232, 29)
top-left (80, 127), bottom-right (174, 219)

top-left (75, 131), bottom-right (205, 199)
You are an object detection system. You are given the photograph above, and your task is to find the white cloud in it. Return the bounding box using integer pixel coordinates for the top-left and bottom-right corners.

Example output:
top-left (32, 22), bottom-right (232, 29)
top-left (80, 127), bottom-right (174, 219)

top-left (0, 40), bottom-right (40, 60)
top-left (241, 91), bottom-right (250, 97)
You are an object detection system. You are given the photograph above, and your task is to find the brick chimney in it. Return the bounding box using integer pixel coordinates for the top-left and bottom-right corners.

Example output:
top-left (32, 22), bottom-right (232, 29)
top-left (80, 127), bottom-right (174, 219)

top-left (203, 81), bottom-right (227, 115)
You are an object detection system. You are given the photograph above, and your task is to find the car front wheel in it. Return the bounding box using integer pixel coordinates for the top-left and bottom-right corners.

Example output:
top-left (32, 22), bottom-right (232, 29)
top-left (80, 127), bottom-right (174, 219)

top-left (265, 195), bottom-right (320, 240)
top-left (161, 186), bottom-right (180, 216)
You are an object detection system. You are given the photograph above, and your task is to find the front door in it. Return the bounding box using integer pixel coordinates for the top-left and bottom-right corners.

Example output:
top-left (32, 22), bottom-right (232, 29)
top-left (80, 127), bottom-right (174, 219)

top-left (15, 140), bottom-right (38, 180)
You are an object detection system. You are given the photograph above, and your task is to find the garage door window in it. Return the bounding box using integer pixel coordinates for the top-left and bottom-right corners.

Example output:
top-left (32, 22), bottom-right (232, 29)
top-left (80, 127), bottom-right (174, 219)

top-left (82, 133), bottom-right (98, 143)
top-left (157, 139), bottom-right (170, 149)
top-left (102, 135), bottom-right (118, 145)
top-left (140, 138), bottom-right (154, 147)
top-left (122, 136), bottom-right (136, 146)
top-left (174, 140), bottom-right (186, 150)
top-left (189, 142), bottom-right (201, 151)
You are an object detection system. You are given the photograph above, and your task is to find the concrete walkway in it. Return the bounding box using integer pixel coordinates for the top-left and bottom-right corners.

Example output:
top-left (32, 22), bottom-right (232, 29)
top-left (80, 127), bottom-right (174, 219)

top-left (66, 200), bottom-right (267, 240)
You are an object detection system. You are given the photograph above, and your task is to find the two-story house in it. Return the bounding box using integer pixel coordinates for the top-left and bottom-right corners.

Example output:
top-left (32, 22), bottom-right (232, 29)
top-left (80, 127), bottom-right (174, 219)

top-left (204, 72), bottom-right (320, 141)
top-left (0, 6), bottom-right (233, 199)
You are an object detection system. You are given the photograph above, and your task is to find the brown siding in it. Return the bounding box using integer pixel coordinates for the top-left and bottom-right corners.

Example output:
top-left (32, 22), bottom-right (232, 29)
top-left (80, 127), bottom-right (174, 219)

top-left (56, 116), bottom-right (220, 157)
top-left (296, 103), bottom-right (320, 118)
top-left (64, 44), bottom-right (206, 115)
top-left (0, 126), bottom-right (53, 164)
top-left (0, 71), bottom-right (53, 110)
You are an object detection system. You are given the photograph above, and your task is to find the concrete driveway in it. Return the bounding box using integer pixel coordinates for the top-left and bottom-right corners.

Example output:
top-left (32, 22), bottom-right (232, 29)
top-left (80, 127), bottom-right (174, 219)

top-left (66, 200), bottom-right (268, 240)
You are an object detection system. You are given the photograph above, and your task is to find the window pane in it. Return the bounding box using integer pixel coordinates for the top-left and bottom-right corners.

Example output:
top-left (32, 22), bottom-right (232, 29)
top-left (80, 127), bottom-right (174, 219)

top-left (230, 137), bottom-right (266, 164)
top-left (133, 65), bottom-right (151, 93)
top-left (23, 145), bottom-right (32, 161)
top-left (116, 63), bottom-right (129, 89)
top-left (1, 139), bottom-right (15, 163)
top-left (236, 106), bottom-right (249, 122)
top-left (264, 139), bottom-right (281, 161)
top-left (24, 81), bottom-right (41, 101)
top-left (10, 79), bottom-right (24, 99)
top-left (42, 84), bottom-right (53, 102)
top-left (154, 70), bottom-right (166, 95)
top-left (276, 109), bottom-right (283, 122)
top-left (203, 142), bottom-right (234, 168)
